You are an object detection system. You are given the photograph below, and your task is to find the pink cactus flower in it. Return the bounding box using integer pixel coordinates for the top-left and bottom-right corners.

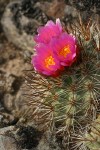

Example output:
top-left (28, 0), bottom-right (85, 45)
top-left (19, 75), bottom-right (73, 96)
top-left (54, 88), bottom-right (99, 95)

top-left (34, 19), bottom-right (62, 44)
top-left (51, 33), bottom-right (77, 66)
top-left (32, 44), bottom-right (61, 76)
top-left (32, 19), bottom-right (77, 76)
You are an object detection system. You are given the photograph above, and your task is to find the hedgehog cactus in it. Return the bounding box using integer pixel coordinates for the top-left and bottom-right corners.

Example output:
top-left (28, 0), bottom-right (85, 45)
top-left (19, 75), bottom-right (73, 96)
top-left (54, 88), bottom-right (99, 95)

top-left (22, 18), bottom-right (100, 149)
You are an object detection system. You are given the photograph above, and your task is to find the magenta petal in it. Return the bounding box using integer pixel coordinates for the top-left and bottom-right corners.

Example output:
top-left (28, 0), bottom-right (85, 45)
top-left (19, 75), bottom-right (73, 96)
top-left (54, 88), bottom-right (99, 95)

top-left (31, 44), bottom-right (61, 76)
top-left (34, 35), bottom-right (39, 43)
top-left (56, 18), bottom-right (62, 32)
top-left (51, 32), bottom-right (77, 66)
top-left (46, 20), bottom-right (55, 27)
top-left (34, 19), bottom-right (63, 44)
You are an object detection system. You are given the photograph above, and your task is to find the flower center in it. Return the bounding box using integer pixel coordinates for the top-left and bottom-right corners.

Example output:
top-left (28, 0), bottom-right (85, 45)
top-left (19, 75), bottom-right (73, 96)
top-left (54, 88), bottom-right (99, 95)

top-left (59, 45), bottom-right (71, 57)
top-left (45, 55), bottom-right (55, 68)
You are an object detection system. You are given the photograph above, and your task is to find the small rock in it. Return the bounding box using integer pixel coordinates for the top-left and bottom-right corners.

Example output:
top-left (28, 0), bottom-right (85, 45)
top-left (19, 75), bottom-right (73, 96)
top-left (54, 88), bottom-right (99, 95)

top-left (65, 0), bottom-right (100, 13)
top-left (1, 0), bottom-right (49, 52)
top-left (37, 136), bottom-right (61, 150)
top-left (1, 1), bottom-right (35, 52)
top-left (0, 126), bottom-right (14, 134)
top-left (0, 112), bottom-right (16, 126)
top-left (4, 74), bottom-right (16, 93)
top-left (64, 5), bottom-right (77, 18)
top-left (0, 126), bottom-right (17, 150)
top-left (3, 94), bottom-right (14, 111)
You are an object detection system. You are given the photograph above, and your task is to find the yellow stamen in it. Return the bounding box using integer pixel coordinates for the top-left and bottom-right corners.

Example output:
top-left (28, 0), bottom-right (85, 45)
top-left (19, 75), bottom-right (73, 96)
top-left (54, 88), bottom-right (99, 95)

top-left (45, 56), bottom-right (55, 68)
top-left (59, 45), bottom-right (71, 57)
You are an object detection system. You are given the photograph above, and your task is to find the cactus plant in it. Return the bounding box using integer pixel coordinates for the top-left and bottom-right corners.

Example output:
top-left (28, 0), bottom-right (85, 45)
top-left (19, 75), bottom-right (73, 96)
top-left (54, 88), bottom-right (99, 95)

top-left (19, 18), bottom-right (100, 150)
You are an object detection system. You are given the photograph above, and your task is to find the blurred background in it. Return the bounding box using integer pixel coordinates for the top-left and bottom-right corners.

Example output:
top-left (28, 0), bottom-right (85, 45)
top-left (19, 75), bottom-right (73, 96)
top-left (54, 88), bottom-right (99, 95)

top-left (0, 0), bottom-right (99, 149)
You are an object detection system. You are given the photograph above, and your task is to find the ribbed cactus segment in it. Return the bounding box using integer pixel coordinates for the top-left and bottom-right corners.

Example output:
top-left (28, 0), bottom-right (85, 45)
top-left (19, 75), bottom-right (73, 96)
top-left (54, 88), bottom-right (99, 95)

top-left (20, 21), bottom-right (100, 149)
top-left (85, 115), bottom-right (100, 150)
